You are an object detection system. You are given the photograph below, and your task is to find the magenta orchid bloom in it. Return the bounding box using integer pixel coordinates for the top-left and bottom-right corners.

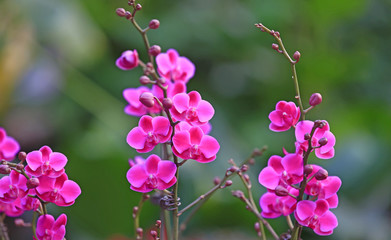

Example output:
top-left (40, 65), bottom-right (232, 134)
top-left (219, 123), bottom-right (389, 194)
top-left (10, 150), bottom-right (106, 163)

top-left (126, 154), bottom-right (177, 193)
top-left (305, 165), bottom-right (342, 200)
top-left (36, 214), bottom-right (67, 240)
top-left (25, 146), bottom-right (67, 178)
top-left (156, 49), bottom-right (195, 83)
top-left (258, 153), bottom-right (303, 190)
top-left (0, 197), bottom-right (24, 217)
top-left (259, 187), bottom-right (298, 218)
top-left (116, 50), bottom-right (139, 70)
top-left (127, 116), bottom-right (172, 153)
top-left (36, 173), bottom-right (81, 207)
top-left (20, 194), bottom-right (40, 211)
top-left (123, 87), bottom-right (161, 117)
top-left (294, 199), bottom-right (338, 236)
top-left (295, 120), bottom-right (336, 159)
top-left (170, 91), bottom-right (214, 126)
top-left (0, 171), bottom-right (28, 203)
top-left (172, 126), bottom-right (219, 163)
top-left (0, 128), bottom-right (20, 161)
top-left (269, 101), bottom-right (300, 132)
top-left (175, 121), bottom-right (212, 135)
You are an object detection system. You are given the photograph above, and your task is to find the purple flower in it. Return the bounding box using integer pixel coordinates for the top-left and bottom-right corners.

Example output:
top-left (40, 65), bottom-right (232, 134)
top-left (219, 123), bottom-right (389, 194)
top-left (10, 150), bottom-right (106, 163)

top-left (36, 214), bottom-right (67, 240)
top-left (25, 146), bottom-right (67, 178)
top-left (269, 101), bottom-right (300, 132)
top-left (156, 49), bottom-right (195, 83)
top-left (126, 154), bottom-right (177, 193)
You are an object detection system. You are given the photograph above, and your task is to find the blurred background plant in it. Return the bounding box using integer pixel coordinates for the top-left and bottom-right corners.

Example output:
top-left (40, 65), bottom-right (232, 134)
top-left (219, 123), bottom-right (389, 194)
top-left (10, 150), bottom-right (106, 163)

top-left (0, 0), bottom-right (390, 239)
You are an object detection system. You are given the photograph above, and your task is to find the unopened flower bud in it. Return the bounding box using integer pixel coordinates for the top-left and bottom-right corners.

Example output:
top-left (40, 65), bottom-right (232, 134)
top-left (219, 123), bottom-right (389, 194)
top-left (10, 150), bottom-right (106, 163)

top-left (243, 174), bottom-right (251, 184)
top-left (116, 8), bottom-right (126, 17)
top-left (139, 75), bottom-right (151, 85)
top-left (304, 133), bottom-right (311, 140)
top-left (162, 98), bottom-right (173, 110)
top-left (213, 176), bottom-right (221, 185)
top-left (16, 163), bottom-right (24, 171)
top-left (314, 169), bottom-right (328, 181)
top-left (135, 4), bottom-right (142, 10)
top-left (139, 92), bottom-right (155, 108)
top-left (293, 51), bottom-right (301, 62)
top-left (248, 158), bottom-right (255, 165)
top-left (125, 11), bottom-right (132, 20)
top-left (232, 190), bottom-right (245, 200)
top-left (132, 206), bottom-right (139, 218)
top-left (18, 152), bottom-right (27, 162)
top-left (14, 219), bottom-right (25, 227)
top-left (143, 194), bottom-right (150, 201)
top-left (314, 120), bottom-right (324, 129)
top-left (254, 222), bottom-right (261, 236)
top-left (272, 43), bottom-right (279, 51)
top-left (149, 45), bottom-right (161, 56)
top-left (157, 77), bottom-right (166, 85)
top-left (26, 178), bottom-right (40, 189)
top-left (274, 31), bottom-right (280, 38)
top-left (275, 185), bottom-right (289, 196)
top-left (240, 164), bottom-right (248, 172)
top-left (136, 228), bottom-right (143, 238)
top-left (309, 93), bottom-right (322, 106)
top-left (128, 0), bottom-right (134, 6)
top-left (318, 137), bottom-right (328, 146)
top-left (155, 220), bottom-right (162, 228)
top-left (304, 165), bottom-right (313, 175)
top-left (149, 19), bottom-right (160, 29)
top-left (0, 165), bottom-right (11, 174)
top-left (224, 180), bottom-right (233, 187)
top-left (150, 230), bottom-right (158, 239)
top-left (228, 166), bottom-right (239, 173)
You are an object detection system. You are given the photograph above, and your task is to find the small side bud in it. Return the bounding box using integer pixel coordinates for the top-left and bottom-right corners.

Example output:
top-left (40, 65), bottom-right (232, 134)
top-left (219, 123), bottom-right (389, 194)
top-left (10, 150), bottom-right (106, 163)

top-left (223, 180), bottom-right (233, 188)
top-left (135, 4), bottom-right (142, 10)
top-left (26, 178), bottom-right (40, 189)
top-left (272, 43), bottom-right (279, 51)
top-left (125, 11), bottom-right (132, 20)
top-left (314, 169), bottom-right (328, 181)
top-left (150, 230), bottom-right (158, 239)
top-left (139, 92), bottom-right (155, 108)
top-left (304, 165), bottom-right (313, 176)
top-left (157, 78), bottom-right (166, 85)
top-left (16, 163), bottom-right (24, 171)
top-left (304, 133), bottom-right (311, 140)
top-left (14, 219), bottom-right (26, 227)
top-left (18, 152), bottom-right (27, 162)
top-left (213, 176), bottom-right (221, 186)
top-left (254, 222), bottom-right (261, 237)
top-left (275, 185), bottom-right (289, 197)
top-left (240, 164), bottom-right (248, 172)
top-left (136, 228), bottom-right (143, 239)
top-left (318, 137), bottom-right (328, 146)
top-left (248, 158), bottom-right (255, 165)
top-left (232, 190), bottom-right (245, 201)
top-left (309, 93), bottom-right (322, 106)
top-left (132, 206), bottom-right (139, 218)
top-left (243, 174), bottom-right (251, 185)
top-left (116, 8), bottom-right (127, 17)
top-left (228, 166), bottom-right (239, 173)
top-left (149, 19), bottom-right (160, 29)
top-left (253, 148), bottom-right (263, 156)
top-left (155, 220), bottom-right (162, 228)
top-left (0, 165), bottom-right (11, 174)
top-left (162, 98), bottom-right (173, 110)
top-left (149, 45), bottom-right (161, 57)
top-left (293, 51), bottom-right (301, 62)
top-left (139, 75), bottom-right (151, 85)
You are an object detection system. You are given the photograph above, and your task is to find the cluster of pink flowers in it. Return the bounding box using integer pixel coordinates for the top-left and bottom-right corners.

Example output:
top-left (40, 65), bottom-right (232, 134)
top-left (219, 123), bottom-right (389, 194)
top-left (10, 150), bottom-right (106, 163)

top-left (258, 97), bottom-right (340, 236)
top-left (117, 47), bottom-right (220, 192)
top-left (0, 129), bottom-right (81, 240)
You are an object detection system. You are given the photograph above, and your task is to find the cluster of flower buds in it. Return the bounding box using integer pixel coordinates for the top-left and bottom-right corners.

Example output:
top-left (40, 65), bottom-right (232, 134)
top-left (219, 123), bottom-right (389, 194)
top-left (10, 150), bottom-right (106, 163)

top-left (0, 129), bottom-right (81, 240)
top-left (258, 93), bottom-right (340, 236)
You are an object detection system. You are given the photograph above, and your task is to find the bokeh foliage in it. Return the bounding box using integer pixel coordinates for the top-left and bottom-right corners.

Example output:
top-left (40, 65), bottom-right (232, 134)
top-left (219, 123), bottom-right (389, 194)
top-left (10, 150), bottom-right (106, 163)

top-left (1, 0), bottom-right (391, 239)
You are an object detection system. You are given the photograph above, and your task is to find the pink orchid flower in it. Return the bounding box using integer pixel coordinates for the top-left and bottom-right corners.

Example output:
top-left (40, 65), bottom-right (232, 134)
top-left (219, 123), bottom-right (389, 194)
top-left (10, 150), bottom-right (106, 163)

top-left (170, 91), bottom-right (214, 126)
top-left (0, 128), bottom-right (20, 161)
top-left (123, 87), bottom-right (162, 117)
top-left (268, 101), bottom-right (300, 132)
top-left (258, 153), bottom-right (303, 190)
top-left (156, 49), bottom-right (195, 83)
top-left (116, 50), bottom-right (139, 70)
top-left (36, 173), bottom-right (81, 207)
top-left (127, 116), bottom-right (172, 153)
top-left (0, 197), bottom-right (24, 217)
top-left (175, 121), bottom-right (212, 135)
top-left (126, 154), bottom-right (177, 193)
top-left (294, 199), bottom-right (338, 236)
top-left (172, 126), bottom-right (219, 163)
top-left (36, 214), bottom-right (67, 240)
top-left (25, 146), bottom-right (67, 178)
top-left (259, 187), bottom-right (298, 218)
top-left (305, 165), bottom-right (342, 200)
top-left (0, 171), bottom-right (28, 203)
top-left (152, 81), bottom-right (187, 101)
top-left (295, 120), bottom-right (336, 159)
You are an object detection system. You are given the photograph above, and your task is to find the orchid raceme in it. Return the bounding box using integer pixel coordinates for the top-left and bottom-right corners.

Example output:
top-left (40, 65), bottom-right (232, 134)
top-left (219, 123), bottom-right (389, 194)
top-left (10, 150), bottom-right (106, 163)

top-left (127, 115), bottom-right (172, 153)
top-left (126, 154), bottom-right (177, 193)
top-left (0, 128), bottom-right (20, 161)
top-left (25, 146), bottom-right (67, 178)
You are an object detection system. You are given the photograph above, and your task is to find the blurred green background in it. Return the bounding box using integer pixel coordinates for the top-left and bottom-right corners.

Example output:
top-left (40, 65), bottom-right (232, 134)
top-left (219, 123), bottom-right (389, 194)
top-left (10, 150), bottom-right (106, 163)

top-left (1, 0), bottom-right (390, 239)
